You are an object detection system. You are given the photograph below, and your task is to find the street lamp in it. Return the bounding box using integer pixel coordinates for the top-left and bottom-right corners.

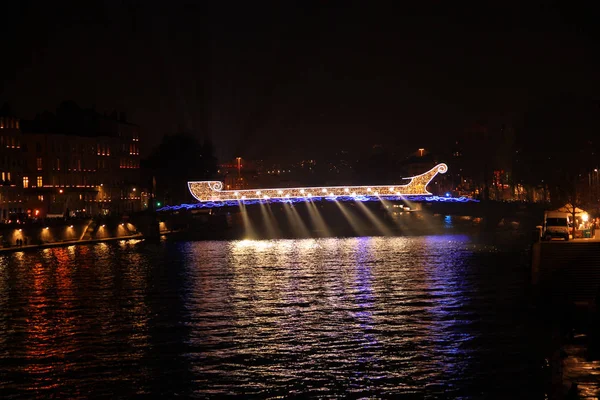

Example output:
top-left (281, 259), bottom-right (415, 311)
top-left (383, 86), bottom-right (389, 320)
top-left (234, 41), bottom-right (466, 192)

top-left (236, 157), bottom-right (242, 179)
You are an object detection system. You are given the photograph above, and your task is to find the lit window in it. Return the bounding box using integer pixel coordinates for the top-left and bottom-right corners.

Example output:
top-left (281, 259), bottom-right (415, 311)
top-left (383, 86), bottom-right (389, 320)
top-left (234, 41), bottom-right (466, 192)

top-left (1, 172), bottom-right (4, 181)
top-left (23, 177), bottom-right (29, 188)
top-left (56, 158), bottom-right (61, 171)
top-left (37, 157), bottom-right (42, 170)
top-left (38, 195), bottom-right (44, 201)
top-left (37, 176), bottom-right (43, 187)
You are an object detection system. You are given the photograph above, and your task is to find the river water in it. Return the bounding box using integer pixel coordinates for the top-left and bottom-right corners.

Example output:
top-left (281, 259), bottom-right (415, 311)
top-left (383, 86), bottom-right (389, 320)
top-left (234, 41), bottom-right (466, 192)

top-left (0, 235), bottom-right (546, 398)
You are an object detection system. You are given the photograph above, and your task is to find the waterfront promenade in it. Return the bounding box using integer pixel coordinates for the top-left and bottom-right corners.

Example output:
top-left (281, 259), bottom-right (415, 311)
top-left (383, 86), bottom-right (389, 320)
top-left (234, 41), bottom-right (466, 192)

top-left (0, 233), bottom-right (144, 254)
top-left (533, 233), bottom-right (600, 398)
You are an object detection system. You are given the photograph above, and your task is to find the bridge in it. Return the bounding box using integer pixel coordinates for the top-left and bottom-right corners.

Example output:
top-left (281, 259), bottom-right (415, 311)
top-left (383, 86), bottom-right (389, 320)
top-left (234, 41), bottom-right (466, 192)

top-left (152, 164), bottom-right (550, 239)
top-left (158, 163), bottom-right (478, 212)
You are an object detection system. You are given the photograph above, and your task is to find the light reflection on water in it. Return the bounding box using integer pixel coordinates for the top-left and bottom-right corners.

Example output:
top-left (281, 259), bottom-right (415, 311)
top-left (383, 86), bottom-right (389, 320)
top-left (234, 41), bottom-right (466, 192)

top-left (0, 235), bottom-right (541, 398)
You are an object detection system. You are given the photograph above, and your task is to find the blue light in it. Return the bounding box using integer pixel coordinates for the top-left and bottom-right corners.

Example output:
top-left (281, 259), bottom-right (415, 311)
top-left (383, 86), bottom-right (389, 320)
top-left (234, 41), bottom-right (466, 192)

top-left (445, 192), bottom-right (450, 197)
top-left (156, 195), bottom-right (478, 212)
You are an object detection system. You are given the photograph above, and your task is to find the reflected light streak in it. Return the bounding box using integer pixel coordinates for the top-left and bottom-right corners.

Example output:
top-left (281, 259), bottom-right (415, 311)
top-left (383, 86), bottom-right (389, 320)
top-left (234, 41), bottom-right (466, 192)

top-left (334, 201), bottom-right (368, 237)
top-left (306, 201), bottom-right (332, 237)
top-left (238, 202), bottom-right (257, 239)
top-left (281, 203), bottom-right (311, 238)
top-left (354, 200), bottom-right (393, 236)
top-left (258, 202), bottom-right (279, 239)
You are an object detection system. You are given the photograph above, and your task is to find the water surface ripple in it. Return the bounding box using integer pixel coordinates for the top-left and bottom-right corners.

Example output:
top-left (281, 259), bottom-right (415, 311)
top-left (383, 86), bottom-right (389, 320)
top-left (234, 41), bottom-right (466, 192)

top-left (0, 235), bottom-right (541, 398)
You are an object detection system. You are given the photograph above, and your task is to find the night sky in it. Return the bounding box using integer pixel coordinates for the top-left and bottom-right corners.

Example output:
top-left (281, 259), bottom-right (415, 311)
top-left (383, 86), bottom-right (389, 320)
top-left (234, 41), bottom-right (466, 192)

top-left (1, 1), bottom-right (598, 162)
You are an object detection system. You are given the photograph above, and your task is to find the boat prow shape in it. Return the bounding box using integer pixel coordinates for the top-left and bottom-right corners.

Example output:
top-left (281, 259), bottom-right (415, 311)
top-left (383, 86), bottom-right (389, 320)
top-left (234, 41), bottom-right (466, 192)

top-left (188, 163), bottom-right (448, 203)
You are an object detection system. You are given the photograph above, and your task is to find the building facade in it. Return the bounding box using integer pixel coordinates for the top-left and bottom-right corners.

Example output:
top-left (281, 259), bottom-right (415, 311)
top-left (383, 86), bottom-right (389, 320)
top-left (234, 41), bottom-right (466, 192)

top-left (0, 109), bottom-right (142, 220)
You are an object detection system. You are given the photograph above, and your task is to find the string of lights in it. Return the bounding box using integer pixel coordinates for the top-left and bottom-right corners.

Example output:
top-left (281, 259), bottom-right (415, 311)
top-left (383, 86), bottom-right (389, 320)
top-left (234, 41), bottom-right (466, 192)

top-left (156, 194), bottom-right (478, 212)
top-left (154, 163), bottom-right (483, 211)
top-left (187, 163), bottom-right (449, 203)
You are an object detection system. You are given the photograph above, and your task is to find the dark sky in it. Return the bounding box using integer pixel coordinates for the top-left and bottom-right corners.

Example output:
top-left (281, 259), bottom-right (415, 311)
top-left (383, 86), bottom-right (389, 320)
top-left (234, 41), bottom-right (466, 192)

top-left (1, 1), bottom-right (598, 162)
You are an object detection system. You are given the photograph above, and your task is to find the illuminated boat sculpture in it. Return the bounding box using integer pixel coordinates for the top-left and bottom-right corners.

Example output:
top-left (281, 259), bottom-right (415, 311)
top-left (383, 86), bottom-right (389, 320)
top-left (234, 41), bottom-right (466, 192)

top-left (188, 163), bottom-right (448, 203)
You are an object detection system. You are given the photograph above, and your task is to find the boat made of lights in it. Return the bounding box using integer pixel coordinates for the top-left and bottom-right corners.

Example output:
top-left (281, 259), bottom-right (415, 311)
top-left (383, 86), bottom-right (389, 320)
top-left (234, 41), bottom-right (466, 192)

top-left (188, 163), bottom-right (448, 203)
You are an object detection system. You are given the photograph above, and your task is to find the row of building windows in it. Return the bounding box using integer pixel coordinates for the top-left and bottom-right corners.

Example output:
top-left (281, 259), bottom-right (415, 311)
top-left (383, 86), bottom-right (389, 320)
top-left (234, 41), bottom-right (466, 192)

top-left (129, 143), bottom-right (139, 155)
top-left (0, 117), bottom-right (19, 129)
top-left (97, 143), bottom-right (111, 156)
top-left (120, 159), bottom-right (140, 169)
top-left (22, 176), bottom-right (43, 188)
top-left (0, 136), bottom-right (21, 148)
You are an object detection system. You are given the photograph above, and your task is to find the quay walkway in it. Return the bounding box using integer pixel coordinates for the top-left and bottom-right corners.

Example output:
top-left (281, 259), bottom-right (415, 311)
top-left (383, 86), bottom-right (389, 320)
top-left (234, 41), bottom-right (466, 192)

top-left (0, 233), bottom-right (145, 254)
top-left (533, 232), bottom-right (600, 398)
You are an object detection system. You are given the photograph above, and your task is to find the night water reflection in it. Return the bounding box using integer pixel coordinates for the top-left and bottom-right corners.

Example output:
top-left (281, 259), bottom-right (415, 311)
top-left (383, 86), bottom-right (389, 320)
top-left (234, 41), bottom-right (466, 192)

top-left (0, 235), bottom-right (541, 398)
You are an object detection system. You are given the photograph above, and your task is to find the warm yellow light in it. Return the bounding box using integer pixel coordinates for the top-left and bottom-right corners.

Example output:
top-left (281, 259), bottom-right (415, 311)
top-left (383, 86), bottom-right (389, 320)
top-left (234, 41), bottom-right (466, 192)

top-left (69, 225), bottom-right (73, 228)
top-left (263, 195), bottom-right (269, 199)
top-left (582, 213), bottom-right (589, 222)
top-left (188, 164), bottom-right (448, 202)
top-left (45, 227), bottom-right (49, 230)
top-left (307, 193), bottom-right (312, 197)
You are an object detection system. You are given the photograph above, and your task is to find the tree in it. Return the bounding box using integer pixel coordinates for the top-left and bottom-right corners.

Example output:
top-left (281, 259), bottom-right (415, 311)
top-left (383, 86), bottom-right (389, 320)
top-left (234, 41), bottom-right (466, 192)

top-left (144, 133), bottom-right (218, 206)
top-left (513, 93), bottom-right (600, 205)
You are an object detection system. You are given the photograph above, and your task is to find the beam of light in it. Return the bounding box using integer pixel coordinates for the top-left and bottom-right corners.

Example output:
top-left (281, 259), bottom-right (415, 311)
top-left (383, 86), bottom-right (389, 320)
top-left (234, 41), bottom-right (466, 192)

top-left (334, 200), bottom-right (368, 237)
top-left (306, 200), bottom-right (332, 238)
top-left (238, 201), bottom-right (257, 239)
top-left (379, 197), bottom-right (409, 234)
top-left (157, 194), bottom-right (477, 211)
top-left (259, 201), bottom-right (280, 239)
top-left (188, 164), bottom-right (448, 202)
top-left (354, 199), bottom-right (394, 236)
top-left (281, 202), bottom-right (311, 238)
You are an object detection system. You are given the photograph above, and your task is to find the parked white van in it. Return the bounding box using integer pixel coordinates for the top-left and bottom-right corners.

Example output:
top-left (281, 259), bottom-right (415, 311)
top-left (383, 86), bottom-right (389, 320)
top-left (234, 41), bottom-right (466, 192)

top-left (543, 211), bottom-right (571, 241)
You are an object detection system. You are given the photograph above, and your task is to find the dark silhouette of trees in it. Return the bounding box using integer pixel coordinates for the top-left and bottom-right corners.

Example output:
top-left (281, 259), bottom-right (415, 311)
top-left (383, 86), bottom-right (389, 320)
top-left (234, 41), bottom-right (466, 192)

top-left (513, 93), bottom-right (600, 208)
top-left (144, 133), bottom-right (218, 206)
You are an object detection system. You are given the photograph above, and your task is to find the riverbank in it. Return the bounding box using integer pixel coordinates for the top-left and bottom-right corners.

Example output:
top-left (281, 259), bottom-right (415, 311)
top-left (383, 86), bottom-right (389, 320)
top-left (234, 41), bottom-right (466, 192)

top-left (532, 235), bottom-right (600, 398)
top-left (0, 233), bottom-right (146, 254)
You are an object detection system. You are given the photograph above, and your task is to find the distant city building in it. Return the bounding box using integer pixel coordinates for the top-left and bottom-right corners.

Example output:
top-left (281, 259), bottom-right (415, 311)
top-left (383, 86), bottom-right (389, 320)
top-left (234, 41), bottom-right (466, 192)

top-left (0, 103), bottom-right (142, 219)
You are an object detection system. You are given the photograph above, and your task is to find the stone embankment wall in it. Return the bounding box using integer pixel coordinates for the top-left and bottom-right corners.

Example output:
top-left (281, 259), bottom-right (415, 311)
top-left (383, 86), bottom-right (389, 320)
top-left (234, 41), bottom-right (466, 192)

top-left (0, 219), bottom-right (143, 248)
top-left (532, 241), bottom-right (600, 305)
